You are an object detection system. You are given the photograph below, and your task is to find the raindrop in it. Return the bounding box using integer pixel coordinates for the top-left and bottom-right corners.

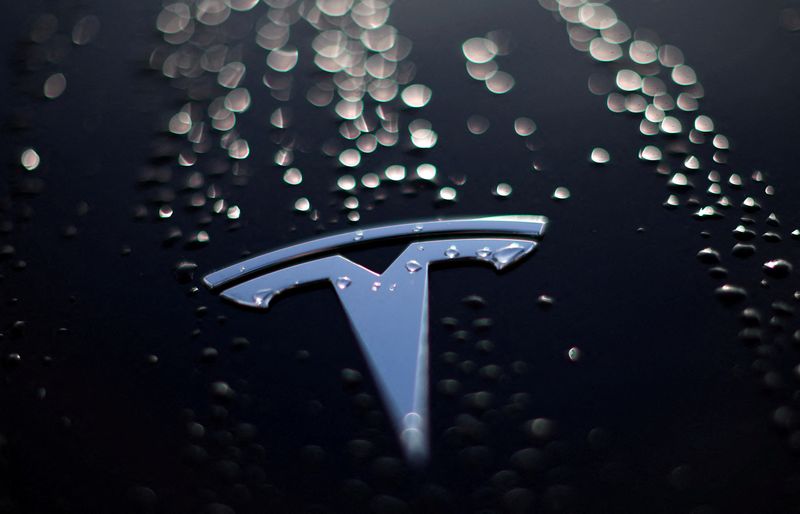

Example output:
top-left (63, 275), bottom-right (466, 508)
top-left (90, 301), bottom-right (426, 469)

top-left (467, 115), bottom-right (490, 135)
top-left (492, 243), bottom-right (526, 267)
top-left (283, 168), bottom-right (302, 185)
top-left (21, 148), bottom-right (40, 170)
top-left (763, 259), bottom-right (793, 278)
top-left (43, 73), bottom-right (67, 99)
top-left (438, 187), bottom-right (457, 201)
top-left (405, 260), bottom-right (422, 273)
top-left (294, 197), bottom-right (311, 212)
top-left (462, 37), bottom-right (498, 64)
top-left (401, 84), bottom-right (432, 108)
top-left (590, 147), bottom-right (610, 164)
top-left (445, 246), bottom-right (460, 259)
top-left (514, 118), bottom-right (537, 136)
top-left (485, 71), bottom-right (515, 94)
top-left (552, 187), bottom-right (571, 200)
top-left (494, 183), bottom-right (513, 197)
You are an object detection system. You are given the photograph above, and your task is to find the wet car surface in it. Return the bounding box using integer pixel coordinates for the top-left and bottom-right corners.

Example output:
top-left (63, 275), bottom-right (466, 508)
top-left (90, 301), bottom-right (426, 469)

top-left (1, 0), bottom-right (800, 512)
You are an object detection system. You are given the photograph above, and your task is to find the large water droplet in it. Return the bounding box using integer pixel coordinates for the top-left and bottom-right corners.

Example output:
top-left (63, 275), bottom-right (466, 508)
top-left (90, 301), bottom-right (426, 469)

top-left (491, 243), bottom-right (526, 267)
top-left (445, 245), bottom-right (460, 259)
top-left (763, 259), bottom-right (793, 278)
top-left (253, 289), bottom-right (275, 307)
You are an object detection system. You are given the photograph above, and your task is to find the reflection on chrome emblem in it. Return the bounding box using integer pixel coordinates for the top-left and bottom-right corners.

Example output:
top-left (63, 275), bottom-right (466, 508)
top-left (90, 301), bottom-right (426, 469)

top-left (204, 215), bottom-right (547, 463)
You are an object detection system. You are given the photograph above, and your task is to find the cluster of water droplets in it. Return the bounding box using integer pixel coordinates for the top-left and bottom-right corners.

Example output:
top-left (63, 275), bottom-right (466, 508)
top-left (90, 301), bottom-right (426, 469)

top-left (543, 0), bottom-right (799, 450)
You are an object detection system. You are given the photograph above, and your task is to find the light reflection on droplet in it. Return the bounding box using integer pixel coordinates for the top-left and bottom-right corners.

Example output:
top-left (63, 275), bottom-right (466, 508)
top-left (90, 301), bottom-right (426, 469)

top-left (514, 117), bottom-right (537, 136)
top-left (485, 71), bottom-right (515, 94)
top-left (337, 175), bottom-right (356, 191)
top-left (671, 64), bottom-right (697, 86)
top-left (589, 38), bottom-right (622, 62)
top-left (438, 187), bottom-right (457, 201)
top-left (283, 168), bottom-right (302, 185)
top-left (384, 165), bottom-right (406, 181)
top-left (462, 37), bottom-right (498, 64)
top-left (694, 115), bottom-right (714, 132)
top-left (590, 147), bottom-right (610, 164)
top-left (579, 3), bottom-right (618, 30)
top-left (294, 197), bottom-right (311, 212)
top-left (494, 183), bottom-right (512, 197)
top-left (639, 145), bottom-right (662, 161)
top-left (552, 186), bottom-right (571, 200)
top-left (361, 173), bottom-right (380, 188)
top-left (467, 115), bottom-right (490, 135)
top-left (339, 149), bottom-right (361, 167)
top-left (21, 148), bottom-right (40, 170)
top-left (416, 163), bottom-right (437, 180)
top-left (401, 84), bottom-right (432, 108)
top-left (616, 69), bottom-right (642, 91)
top-left (43, 73), bottom-right (67, 99)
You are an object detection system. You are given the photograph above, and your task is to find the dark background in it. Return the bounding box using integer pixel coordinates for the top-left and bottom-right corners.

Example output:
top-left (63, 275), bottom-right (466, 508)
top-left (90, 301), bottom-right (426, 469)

top-left (0, 0), bottom-right (799, 512)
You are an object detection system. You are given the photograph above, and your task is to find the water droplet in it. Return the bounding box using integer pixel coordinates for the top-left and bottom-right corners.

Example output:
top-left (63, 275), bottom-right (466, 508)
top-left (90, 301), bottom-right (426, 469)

top-left (371, 281), bottom-right (382, 292)
top-left (405, 260), bottom-right (422, 273)
top-left (491, 243), bottom-right (526, 267)
top-left (21, 148), bottom-right (40, 171)
top-left (253, 289), bottom-right (275, 307)
top-left (353, 230), bottom-right (364, 241)
top-left (763, 259), bottom-right (793, 278)
top-left (336, 276), bottom-right (352, 290)
top-left (567, 347), bottom-right (582, 362)
top-left (494, 183), bottom-right (513, 197)
top-left (715, 284), bottom-right (747, 305)
top-left (476, 247), bottom-right (492, 259)
top-left (445, 245), bottom-right (460, 259)
top-left (552, 187), bottom-right (571, 200)
top-left (590, 147), bottom-right (610, 164)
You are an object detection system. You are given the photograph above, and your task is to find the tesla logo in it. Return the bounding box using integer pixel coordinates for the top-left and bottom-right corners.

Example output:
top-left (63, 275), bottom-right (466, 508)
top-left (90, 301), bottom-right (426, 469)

top-left (204, 215), bottom-right (547, 463)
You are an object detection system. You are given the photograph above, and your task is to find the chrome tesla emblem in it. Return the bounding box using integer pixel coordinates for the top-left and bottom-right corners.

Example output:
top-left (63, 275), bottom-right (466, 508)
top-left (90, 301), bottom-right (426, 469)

top-left (204, 215), bottom-right (547, 463)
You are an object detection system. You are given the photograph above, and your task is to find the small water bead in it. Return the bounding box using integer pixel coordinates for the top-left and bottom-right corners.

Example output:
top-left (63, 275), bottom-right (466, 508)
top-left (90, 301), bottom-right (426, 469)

top-left (339, 149), bottom-right (361, 167)
top-left (694, 115), bottom-right (714, 132)
top-left (616, 69), bottom-right (642, 91)
top-left (438, 187), bottom-right (457, 201)
top-left (405, 260), bottom-right (422, 273)
top-left (467, 115), bottom-right (490, 135)
top-left (491, 243), bottom-right (526, 266)
top-left (639, 145), bottom-right (662, 161)
top-left (336, 276), bottom-right (352, 290)
top-left (684, 156), bottom-right (700, 170)
top-left (713, 134), bottom-right (730, 150)
top-left (476, 247), bottom-right (492, 259)
top-left (361, 173), bottom-right (380, 188)
top-left (416, 163), bottom-right (437, 180)
top-left (21, 148), bottom-right (40, 170)
top-left (401, 84), bottom-right (432, 108)
top-left (337, 175), bottom-right (356, 191)
top-left (660, 116), bottom-right (683, 134)
top-left (514, 118), bottom-right (537, 136)
top-left (462, 37), bottom-right (498, 64)
top-left (346, 211), bottom-right (360, 223)
top-left (267, 46), bottom-right (299, 72)
top-left (384, 165), bottom-right (406, 181)
top-left (567, 347), bottom-right (582, 362)
top-left (252, 289), bottom-right (275, 307)
top-left (294, 197), bottom-right (311, 212)
top-left (589, 38), bottom-right (622, 62)
top-left (715, 284), bottom-right (748, 304)
top-left (590, 147), bottom-right (610, 164)
top-left (371, 281), bottom-right (382, 291)
top-left (445, 246), bottom-right (460, 259)
top-left (494, 183), bottom-right (512, 197)
top-left (663, 194), bottom-right (680, 208)
top-left (283, 168), bottom-right (302, 185)
top-left (43, 73), bottom-right (67, 99)
top-left (552, 187), bottom-right (571, 200)
top-left (671, 64), bottom-right (697, 86)
top-left (763, 259), bottom-right (793, 278)
top-left (485, 71), bottom-right (515, 94)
